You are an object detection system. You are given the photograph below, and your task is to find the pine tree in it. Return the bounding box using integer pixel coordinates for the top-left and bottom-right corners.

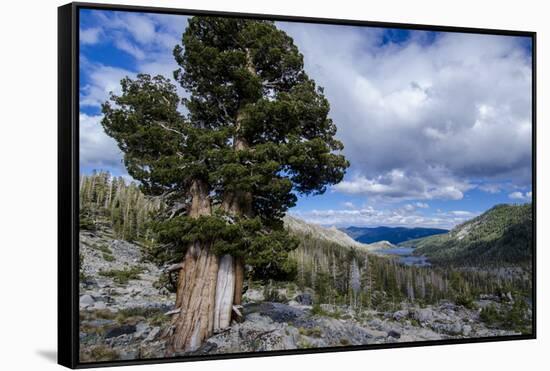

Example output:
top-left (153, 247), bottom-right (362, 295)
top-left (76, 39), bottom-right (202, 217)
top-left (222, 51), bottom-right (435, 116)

top-left (101, 17), bottom-right (348, 352)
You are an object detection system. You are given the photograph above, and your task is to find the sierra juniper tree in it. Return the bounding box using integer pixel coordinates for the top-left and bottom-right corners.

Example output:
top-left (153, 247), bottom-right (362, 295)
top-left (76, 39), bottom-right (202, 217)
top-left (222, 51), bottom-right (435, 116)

top-left (101, 16), bottom-right (349, 353)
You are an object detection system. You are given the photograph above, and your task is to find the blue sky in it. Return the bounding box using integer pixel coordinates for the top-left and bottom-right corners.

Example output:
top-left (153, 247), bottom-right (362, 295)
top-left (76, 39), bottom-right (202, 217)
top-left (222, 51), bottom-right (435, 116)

top-left (79, 9), bottom-right (533, 229)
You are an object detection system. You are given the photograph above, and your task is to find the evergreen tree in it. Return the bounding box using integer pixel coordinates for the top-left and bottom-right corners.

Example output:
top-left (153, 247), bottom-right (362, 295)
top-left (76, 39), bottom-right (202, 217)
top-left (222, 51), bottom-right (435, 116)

top-left (101, 17), bottom-right (348, 352)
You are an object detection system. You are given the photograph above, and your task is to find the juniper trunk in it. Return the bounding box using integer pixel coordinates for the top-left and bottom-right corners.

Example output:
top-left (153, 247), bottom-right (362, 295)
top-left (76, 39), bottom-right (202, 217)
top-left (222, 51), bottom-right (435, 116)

top-left (169, 180), bottom-right (220, 353)
top-left (169, 120), bottom-right (250, 352)
top-left (213, 47), bottom-right (256, 326)
top-left (169, 48), bottom-right (256, 353)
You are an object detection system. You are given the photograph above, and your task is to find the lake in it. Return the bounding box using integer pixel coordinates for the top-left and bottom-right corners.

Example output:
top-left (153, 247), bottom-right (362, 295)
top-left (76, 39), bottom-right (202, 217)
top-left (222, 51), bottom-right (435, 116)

top-left (373, 247), bottom-right (431, 267)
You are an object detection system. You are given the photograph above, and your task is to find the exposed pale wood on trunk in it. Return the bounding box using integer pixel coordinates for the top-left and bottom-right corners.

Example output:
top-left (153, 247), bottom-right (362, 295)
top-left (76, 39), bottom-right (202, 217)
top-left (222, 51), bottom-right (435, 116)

top-left (232, 305), bottom-right (243, 318)
top-left (165, 308), bottom-right (181, 316)
top-left (213, 254), bottom-right (236, 331)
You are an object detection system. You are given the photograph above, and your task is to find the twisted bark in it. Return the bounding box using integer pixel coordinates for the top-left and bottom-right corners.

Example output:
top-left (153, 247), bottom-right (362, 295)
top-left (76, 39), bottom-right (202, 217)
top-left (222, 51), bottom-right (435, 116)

top-left (170, 242), bottom-right (218, 352)
top-left (168, 179), bottom-right (220, 353)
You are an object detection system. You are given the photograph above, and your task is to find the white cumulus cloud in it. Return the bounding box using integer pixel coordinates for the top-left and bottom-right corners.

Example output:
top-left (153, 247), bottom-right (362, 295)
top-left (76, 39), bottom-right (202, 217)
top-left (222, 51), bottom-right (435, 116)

top-left (508, 191), bottom-right (532, 200)
top-left (79, 113), bottom-right (124, 172)
top-left (280, 22), bottom-right (533, 201)
top-left (80, 27), bottom-right (102, 45)
top-left (79, 11), bottom-right (189, 109)
top-left (333, 168), bottom-right (471, 201)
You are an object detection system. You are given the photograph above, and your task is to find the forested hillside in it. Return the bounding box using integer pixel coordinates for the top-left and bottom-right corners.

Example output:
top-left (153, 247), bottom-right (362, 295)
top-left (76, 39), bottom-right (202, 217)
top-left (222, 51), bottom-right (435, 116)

top-left (405, 204), bottom-right (533, 267)
top-left (79, 171), bottom-right (163, 242)
top-left (289, 224), bottom-right (530, 312)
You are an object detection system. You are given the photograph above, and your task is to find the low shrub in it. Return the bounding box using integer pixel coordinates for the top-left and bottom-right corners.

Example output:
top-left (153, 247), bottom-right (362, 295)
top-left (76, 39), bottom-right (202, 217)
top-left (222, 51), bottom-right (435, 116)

top-left (99, 266), bottom-right (144, 284)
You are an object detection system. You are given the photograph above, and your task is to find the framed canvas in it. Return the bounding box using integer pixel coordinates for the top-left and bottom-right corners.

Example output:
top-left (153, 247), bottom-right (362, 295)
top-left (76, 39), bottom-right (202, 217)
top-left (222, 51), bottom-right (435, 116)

top-left (58, 2), bottom-right (536, 368)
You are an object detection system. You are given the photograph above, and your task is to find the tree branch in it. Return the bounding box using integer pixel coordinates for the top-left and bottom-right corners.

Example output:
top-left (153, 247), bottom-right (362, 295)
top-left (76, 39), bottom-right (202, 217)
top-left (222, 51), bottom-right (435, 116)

top-left (165, 262), bottom-right (184, 272)
top-left (153, 120), bottom-right (187, 138)
top-left (165, 308), bottom-right (181, 316)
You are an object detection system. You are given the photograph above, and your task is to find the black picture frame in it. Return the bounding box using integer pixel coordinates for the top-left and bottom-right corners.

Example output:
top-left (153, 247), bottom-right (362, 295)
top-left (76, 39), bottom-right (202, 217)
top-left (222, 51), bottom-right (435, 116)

top-left (58, 2), bottom-right (537, 368)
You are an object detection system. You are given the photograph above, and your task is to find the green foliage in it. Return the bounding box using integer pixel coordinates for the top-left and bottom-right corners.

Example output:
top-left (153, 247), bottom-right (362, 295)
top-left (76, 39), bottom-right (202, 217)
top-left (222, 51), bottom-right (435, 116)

top-left (114, 306), bottom-right (167, 327)
top-left (310, 303), bottom-right (326, 316)
top-left (411, 203), bottom-right (533, 266)
top-left (292, 228), bottom-right (531, 312)
top-left (503, 299), bottom-right (531, 332)
top-left (94, 244), bottom-right (112, 254)
top-left (102, 253), bottom-right (115, 262)
top-left (297, 338), bottom-right (313, 349)
top-left (152, 212), bottom-right (299, 280)
top-left (455, 293), bottom-right (475, 309)
top-left (102, 16), bottom-right (352, 211)
top-left (101, 304), bottom-right (171, 327)
top-left (293, 231), bottom-right (430, 310)
top-left (449, 271), bottom-right (474, 309)
top-left (80, 322), bottom-right (107, 336)
top-left (79, 206), bottom-right (97, 231)
top-left (80, 309), bottom-right (117, 321)
top-left (101, 75), bottom-right (189, 197)
top-left (149, 312), bottom-right (170, 327)
top-left (80, 345), bottom-right (119, 362)
top-left (339, 338), bottom-right (351, 346)
top-left (98, 266), bottom-right (145, 285)
top-left (153, 272), bottom-right (177, 293)
top-left (479, 297), bottom-right (531, 333)
top-left (79, 253), bottom-right (87, 281)
top-left (117, 306), bottom-right (163, 318)
top-left (310, 303), bottom-right (342, 319)
top-left (246, 231), bottom-right (299, 281)
top-left (100, 17), bottom-right (349, 279)
top-left (263, 282), bottom-right (287, 303)
top-left (480, 303), bottom-right (500, 324)
top-left (298, 327), bottom-right (322, 338)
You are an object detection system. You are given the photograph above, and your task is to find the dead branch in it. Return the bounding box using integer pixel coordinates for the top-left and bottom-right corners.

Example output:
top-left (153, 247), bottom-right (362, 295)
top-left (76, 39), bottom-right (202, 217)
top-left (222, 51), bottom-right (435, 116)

top-left (165, 308), bottom-right (181, 316)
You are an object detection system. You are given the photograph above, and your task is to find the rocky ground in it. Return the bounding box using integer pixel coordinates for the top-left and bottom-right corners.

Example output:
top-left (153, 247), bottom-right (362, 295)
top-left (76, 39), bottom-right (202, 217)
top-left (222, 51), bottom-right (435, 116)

top-left (79, 228), bottom-right (175, 361)
top-left (78, 228), bottom-right (521, 363)
top-left (190, 291), bottom-right (519, 355)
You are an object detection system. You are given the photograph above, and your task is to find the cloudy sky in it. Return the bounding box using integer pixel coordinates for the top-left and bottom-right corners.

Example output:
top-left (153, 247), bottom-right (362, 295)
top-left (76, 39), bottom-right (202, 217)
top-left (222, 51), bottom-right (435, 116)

top-left (79, 9), bottom-right (533, 229)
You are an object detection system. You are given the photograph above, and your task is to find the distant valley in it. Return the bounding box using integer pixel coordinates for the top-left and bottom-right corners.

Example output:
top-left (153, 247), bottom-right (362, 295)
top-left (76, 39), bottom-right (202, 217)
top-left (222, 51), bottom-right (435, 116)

top-left (340, 225), bottom-right (448, 244)
top-left (338, 203), bottom-right (533, 269)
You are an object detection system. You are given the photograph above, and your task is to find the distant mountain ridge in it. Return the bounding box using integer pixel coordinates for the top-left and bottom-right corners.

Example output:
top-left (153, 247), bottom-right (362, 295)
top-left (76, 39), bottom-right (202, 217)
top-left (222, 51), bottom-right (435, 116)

top-left (406, 203), bottom-right (533, 266)
top-left (283, 215), bottom-right (398, 252)
top-left (283, 215), bottom-right (372, 250)
top-left (340, 226), bottom-right (448, 245)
